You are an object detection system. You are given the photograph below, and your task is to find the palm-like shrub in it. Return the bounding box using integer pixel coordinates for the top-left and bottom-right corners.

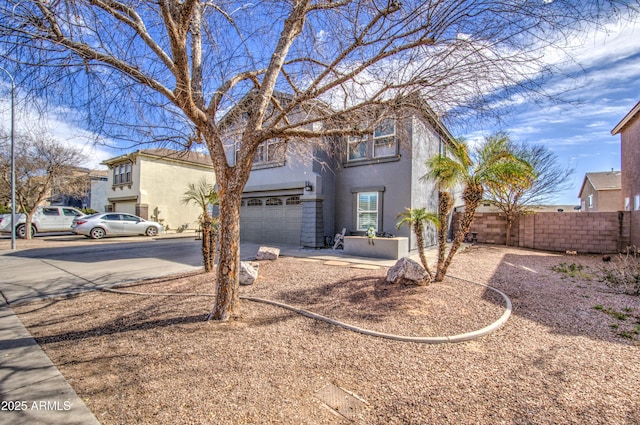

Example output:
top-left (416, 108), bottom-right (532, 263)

top-left (396, 207), bottom-right (438, 281)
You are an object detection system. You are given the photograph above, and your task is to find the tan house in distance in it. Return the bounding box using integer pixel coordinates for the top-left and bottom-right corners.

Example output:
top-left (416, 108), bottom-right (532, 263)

top-left (578, 171), bottom-right (622, 212)
top-left (102, 149), bottom-right (214, 231)
top-left (612, 100), bottom-right (640, 247)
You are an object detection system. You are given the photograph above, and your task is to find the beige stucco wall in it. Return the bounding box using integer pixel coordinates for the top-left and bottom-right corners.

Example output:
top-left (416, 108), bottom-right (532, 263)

top-left (138, 157), bottom-right (215, 230)
top-left (580, 182), bottom-right (622, 212)
top-left (620, 112), bottom-right (640, 247)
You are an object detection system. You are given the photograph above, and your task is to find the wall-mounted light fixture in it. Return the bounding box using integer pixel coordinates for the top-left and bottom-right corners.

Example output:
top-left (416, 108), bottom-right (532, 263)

top-left (304, 181), bottom-right (313, 191)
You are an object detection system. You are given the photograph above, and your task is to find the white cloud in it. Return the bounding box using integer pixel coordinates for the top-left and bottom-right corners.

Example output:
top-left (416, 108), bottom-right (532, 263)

top-left (0, 94), bottom-right (116, 170)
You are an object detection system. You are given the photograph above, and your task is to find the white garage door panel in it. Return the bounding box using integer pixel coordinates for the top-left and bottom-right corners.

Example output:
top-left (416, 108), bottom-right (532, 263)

top-left (115, 202), bottom-right (136, 215)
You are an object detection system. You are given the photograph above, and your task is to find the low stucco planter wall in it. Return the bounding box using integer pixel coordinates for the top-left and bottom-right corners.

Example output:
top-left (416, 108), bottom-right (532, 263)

top-left (343, 236), bottom-right (409, 260)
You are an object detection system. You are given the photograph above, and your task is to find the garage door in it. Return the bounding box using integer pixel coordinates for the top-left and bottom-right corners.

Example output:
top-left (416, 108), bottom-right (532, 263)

top-left (240, 195), bottom-right (302, 245)
top-left (114, 201), bottom-right (136, 215)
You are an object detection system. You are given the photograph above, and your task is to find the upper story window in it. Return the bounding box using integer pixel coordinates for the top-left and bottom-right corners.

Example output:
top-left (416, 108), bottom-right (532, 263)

top-left (235, 139), bottom-right (287, 169)
top-left (347, 118), bottom-right (398, 163)
top-left (112, 162), bottom-right (132, 186)
top-left (588, 194), bottom-right (594, 209)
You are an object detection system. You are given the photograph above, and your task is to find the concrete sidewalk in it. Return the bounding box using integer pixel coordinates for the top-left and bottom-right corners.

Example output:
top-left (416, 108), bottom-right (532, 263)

top-left (0, 238), bottom-right (441, 424)
top-left (0, 301), bottom-right (100, 425)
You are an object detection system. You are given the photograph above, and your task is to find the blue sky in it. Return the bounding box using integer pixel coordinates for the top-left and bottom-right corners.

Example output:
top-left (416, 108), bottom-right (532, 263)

top-left (0, 9), bottom-right (638, 207)
top-left (461, 18), bottom-right (640, 205)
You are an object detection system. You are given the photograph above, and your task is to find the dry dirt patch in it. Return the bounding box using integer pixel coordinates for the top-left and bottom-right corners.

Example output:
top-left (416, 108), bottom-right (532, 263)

top-left (13, 246), bottom-right (640, 424)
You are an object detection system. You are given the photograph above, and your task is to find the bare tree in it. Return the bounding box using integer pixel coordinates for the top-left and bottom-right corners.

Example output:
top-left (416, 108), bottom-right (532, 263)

top-left (483, 133), bottom-right (574, 245)
top-left (0, 128), bottom-right (88, 239)
top-left (0, 0), bottom-right (635, 319)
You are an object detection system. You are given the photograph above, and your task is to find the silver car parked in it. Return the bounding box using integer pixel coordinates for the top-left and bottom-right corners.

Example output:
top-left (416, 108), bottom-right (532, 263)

top-left (71, 213), bottom-right (164, 239)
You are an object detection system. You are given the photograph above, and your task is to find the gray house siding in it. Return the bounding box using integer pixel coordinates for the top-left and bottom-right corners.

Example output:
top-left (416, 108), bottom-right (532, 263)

top-left (312, 146), bottom-right (337, 243)
top-left (238, 141), bottom-right (331, 247)
top-left (409, 116), bottom-right (441, 249)
top-left (227, 107), bottom-right (449, 250)
top-left (333, 116), bottom-right (441, 252)
top-left (334, 157), bottom-right (413, 238)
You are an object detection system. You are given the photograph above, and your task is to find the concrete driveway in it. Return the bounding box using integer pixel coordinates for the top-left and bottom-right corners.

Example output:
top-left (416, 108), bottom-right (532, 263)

top-left (0, 236), bottom-right (206, 305)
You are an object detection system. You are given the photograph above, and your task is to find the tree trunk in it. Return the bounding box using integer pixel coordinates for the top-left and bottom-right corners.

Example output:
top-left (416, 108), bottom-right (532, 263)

top-left (436, 191), bottom-right (453, 281)
top-left (208, 189), bottom-right (242, 321)
top-left (201, 215), bottom-right (214, 272)
top-left (25, 211), bottom-right (36, 240)
top-left (505, 216), bottom-right (513, 246)
top-left (435, 183), bottom-right (483, 282)
top-left (209, 218), bottom-right (219, 271)
top-left (414, 222), bottom-right (432, 280)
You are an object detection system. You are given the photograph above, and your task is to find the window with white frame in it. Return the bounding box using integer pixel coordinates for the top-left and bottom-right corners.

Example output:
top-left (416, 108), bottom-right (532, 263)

top-left (635, 194), bottom-right (640, 211)
top-left (588, 194), bottom-right (593, 209)
top-left (112, 162), bottom-right (132, 186)
top-left (357, 192), bottom-right (378, 231)
top-left (347, 119), bottom-right (397, 162)
top-left (235, 139), bottom-right (286, 167)
top-left (373, 118), bottom-right (396, 157)
top-left (348, 135), bottom-right (369, 161)
top-left (625, 197), bottom-right (631, 211)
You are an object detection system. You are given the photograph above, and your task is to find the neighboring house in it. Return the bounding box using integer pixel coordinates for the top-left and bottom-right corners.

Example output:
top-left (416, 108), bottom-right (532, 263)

top-left (612, 100), bottom-right (640, 247)
top-left (54, 169), bottom-right (109, 212)
top-left (223, 97), bottom-right (455, 250)
top-left (102, 149), bottom-right (214, 230)
top-left (88, 170), bottom-right (109, 212)
top-left (578, 171), bottom-right (622, 212)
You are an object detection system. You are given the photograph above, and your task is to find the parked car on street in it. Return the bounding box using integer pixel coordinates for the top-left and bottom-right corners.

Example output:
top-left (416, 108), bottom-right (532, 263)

top-left (71, 213), bottom-right (164, 239)
top-left (0, 206), bottom-right (85, 238)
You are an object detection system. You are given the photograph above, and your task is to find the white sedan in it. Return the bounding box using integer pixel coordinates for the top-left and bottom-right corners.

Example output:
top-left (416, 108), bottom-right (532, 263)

top-left (71, 213), bottom-right (164, 239)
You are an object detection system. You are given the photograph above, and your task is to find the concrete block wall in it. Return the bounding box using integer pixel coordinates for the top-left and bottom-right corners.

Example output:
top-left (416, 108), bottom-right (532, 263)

top-left (451, 212), bottom-right (518, 246)
top-left (452, 211), bottom-right (630, 254)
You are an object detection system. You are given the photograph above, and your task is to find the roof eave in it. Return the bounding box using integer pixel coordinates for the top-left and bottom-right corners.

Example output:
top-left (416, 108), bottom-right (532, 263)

top-left (611, 100), bottom-right (640, 135)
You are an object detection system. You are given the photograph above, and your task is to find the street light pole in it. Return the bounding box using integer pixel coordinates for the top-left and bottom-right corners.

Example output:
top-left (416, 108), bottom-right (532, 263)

top-left (0, 65), bottom-right (16, 250)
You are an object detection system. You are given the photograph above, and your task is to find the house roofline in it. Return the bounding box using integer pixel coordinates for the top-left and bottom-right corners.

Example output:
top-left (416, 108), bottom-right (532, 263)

top-left (101, 149), bottom-right (213, 169)
top-left (578, 172), bottom-right (622, 197)
top-left (611, 100), bottom-right (640, 135)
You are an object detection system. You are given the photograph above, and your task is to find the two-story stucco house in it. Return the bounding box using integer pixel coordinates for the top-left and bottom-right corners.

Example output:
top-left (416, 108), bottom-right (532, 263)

top-left (102, 149), bottom-right (214, 231)
top-left (612, 100), bottom-right (640, 247)
top-left (223, 99), bottom-right (455, 251)
top-left (578, 171), bottom-right (623, 212)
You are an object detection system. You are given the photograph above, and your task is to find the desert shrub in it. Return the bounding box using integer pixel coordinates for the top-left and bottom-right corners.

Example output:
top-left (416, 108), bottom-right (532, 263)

top-left (598, 248), bottom-right (640, 296)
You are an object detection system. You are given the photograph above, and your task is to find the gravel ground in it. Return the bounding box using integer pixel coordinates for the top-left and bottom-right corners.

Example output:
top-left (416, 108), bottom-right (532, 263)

top-left (13, 245), bottom-right (640, 424)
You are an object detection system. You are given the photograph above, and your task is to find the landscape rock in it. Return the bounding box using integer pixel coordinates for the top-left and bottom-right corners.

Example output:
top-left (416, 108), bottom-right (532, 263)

top-left (257, 246), bottom-right (280, 261)
top-left (239, 261), bottom-right (259, 286)
top-left (386, 257), bottom-right (429, 286)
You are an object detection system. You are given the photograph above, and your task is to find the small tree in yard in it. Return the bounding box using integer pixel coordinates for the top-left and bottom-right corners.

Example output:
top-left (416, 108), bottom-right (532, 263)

top-left (0, 129), bottom-right (88, 239)
top-left (182, 178), bottom-right (219, 273)
top-left (425, 136), bottom-right (532, 281)
top-left (396, 208), bottom-right (438, 281)
top-left (483, 134), bottom-right (574, 246)
top-left (2, 0), bottom-right (634, 320)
